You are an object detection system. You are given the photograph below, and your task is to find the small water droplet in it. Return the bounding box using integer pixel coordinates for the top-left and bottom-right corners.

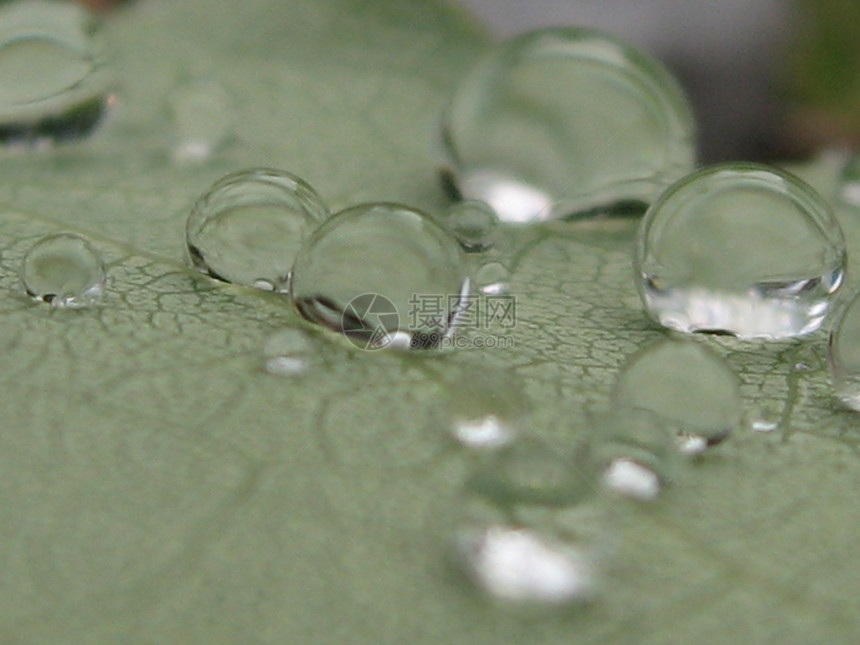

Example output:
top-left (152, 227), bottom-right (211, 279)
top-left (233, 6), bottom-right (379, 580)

top-left (290, 202), bottom-right (468, 351)
top-left (827, 290), bottom-right (860, 411)
top-left (440, 27), bottom-right (695, 222)
top-left (167, 78), bottom-right (233, 162)
top-left (0, 0), bottom-right (112, 146)
top-left (262, 328), bottom-right (317, 377)
top-left (612, 339), bottom-right (741, 452)
top-left (635, 163), bottom-right (846, 339)
top-left (444, 200), bottom-right (498, 252)
top-left (444, 369), bottom-right (529, 449)
top-left (750, 418), bottom-right (778, 433)
top-left (474, 261), bottom-right (510, 296)
top-left (21, 233), bottom-right (105, 307)
top-left (186, 167), bottom-right (329, 291)
top-left (838, 153), bottom-right (860, 206)
top-left (588, 408), bottom-right (678, 500)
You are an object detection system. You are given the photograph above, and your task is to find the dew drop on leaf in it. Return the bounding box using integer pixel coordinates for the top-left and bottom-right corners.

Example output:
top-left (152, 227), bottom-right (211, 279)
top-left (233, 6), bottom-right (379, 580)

top-left (473, 261), bottom-right (510, 296)
top-left (262, 328), bottom-right (317, 377)
top-left (444, 199), bottom-right (498, 253)
top-left (21, 232), bottom-right (105, 307)
top-left (635, 163), bottom-right (846, 339)
top-left (612, 339), bottom-right (741, 453)
top-left (0, 0), bottom-right (113, 146)
top-left (440, 27), bottom-right (696, 223)
top-left (186, 167), bottom-right (329, 291)
top-left (827, 290), bottom-right (860, 411)
top-left (289, 202), bottom-right (468, 351)
top-left (587, 407), bottom-right (679, 501)
top-left (167, 78), bottom-right (234, 162)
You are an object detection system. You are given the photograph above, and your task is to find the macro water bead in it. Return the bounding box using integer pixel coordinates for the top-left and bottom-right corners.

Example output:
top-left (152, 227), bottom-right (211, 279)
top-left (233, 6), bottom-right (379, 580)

top-left (0, 0), bottom-right (112, 145)
top-left (440, 27), bottom-right (696, 222)
top-left (21, 233), bottom-right (105, 307)
top-left (290, 202), bottom-right (468, 350)
top-left (186, 168), bottom-right (329, 291)
top-left (635, 163), bottom-right (846, 339)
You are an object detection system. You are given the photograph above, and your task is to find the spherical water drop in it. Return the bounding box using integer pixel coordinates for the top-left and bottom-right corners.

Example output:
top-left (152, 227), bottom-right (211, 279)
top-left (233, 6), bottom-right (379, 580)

top-left (612, 339), bottom-right (741, 452)
top-left (635, 163), bottom-right (846, 339)
top-left (473, 261), bottom-right (510, 296)
top-left (828, 290), bottom-right (860, 411)
top-left (186, 168), bottom-right (329, 291)
top-left (588, 408), bottom-right (679, 501)
top-left (452, 439), bottom-right (603, 605)
top-left (440, 27), bottom-right (696, 222)
top-left (21, 233), bottom-right (105, 307)
top-left (262, 328), bottom-right (317, 377)
top-left (289, 202), bottom-right (468, 351)
top-left (444, 200), bottom-right (498, 252)
top-left (0, 0), bottom-right (112, 146)
top-left (168, 78), bottom-right (233, 162)
top-left (444, 369), bottom-right (529, 449)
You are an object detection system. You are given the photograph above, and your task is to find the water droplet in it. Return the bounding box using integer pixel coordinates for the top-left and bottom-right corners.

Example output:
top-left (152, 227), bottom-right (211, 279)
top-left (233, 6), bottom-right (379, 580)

top-left (588, 408), bottom-right (678, 500)
top-left (262, 328), bottom-right (317, 377)
top-left (186, 168), bottom-right (329, 291)
top-left (0, 0), bottom-right (112, 146)
top-left (21, 233), bottom-right (105, 307)
top-left (444, 369), bottom-right (529, 449)
top-left (838, 153), bottom-right (860, 206)
top-left (453, 525), bottom-right (596, 605)
top-left (613, 339), bottom-right (741, 452)
top-left (167, 78), bottom-right (233, 162)
top-left (290, 202), bottom-right (468, 351)
top-left (750, 418), bottom-right (778, 433)
top-left (635, 163), bottom-right (846, 339)
top-left (440, 27), bottom-right (695, 222)
top-left (473, 261), bottom-right (510, 296)
top-left (827, 290), bottom-right (860, 411)
top-left (444, 200), bottom-right (498, 252)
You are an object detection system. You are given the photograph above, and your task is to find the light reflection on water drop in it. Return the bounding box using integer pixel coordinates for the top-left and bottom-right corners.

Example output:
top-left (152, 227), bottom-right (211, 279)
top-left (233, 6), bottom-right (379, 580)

top-left (473, 261), bottom-right (510, 296)
top-left (262, 328), bottom-right (317, 377)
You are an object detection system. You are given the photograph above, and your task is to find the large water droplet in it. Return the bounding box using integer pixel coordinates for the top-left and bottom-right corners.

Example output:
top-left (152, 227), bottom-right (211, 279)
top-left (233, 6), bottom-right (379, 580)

top-left (635, 163), bottom-right (846, 339)
top-left (828, 290), bottom-right (860, 411)
top-left (612, 339), bottom-right (741, 453)
top-left (290, 202), bottom-right (468, 351)
top-left (186, 168), bottom-right (329, 291)
top-left (444, 369), bottom-right (529, 449)
top-left (440, 27), bottom-right (696, 222)
top-left (21, 232), bottom-right (105, 307)
top-left (0, 0), bottom-right (112, 146)
top-left (262, 328), bottom-right (317, 377)
top-left (588, 408), bottom-right (679, 501)
top-left (444, 200), bottom-right (498, 253)
top-left (167, 78), bottom-right (233, 162)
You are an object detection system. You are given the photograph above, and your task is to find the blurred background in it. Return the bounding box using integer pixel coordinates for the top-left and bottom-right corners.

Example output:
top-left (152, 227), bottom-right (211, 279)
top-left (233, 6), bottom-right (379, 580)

top-left (457, 0), bottom-right (860, 163)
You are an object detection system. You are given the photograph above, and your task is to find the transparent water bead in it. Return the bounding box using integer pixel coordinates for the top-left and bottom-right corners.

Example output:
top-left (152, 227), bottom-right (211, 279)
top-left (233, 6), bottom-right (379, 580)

top-left (588, 408), bottom-right (679, 501)
top-left (612, 339), bottom-right (741, 454)
top-left (186, 168), bottom-right (329, 291)
top-left (0, 0), bottom-right (112, 145)
top-left (21, 233), bottom-right (105, 307)
top-left (635, 163), bottom-right (846, 339)
top-left (167, 78), bottom-right (233, 162)
top-left (444, 200), bottom-right (498, 252)
top-left (444, 369), bottom-right (530, 449)
top-left (452, 440), bottom-right (603, 605)
top-left (262, 328), bottom-right (317, 377)
top-left (828, 290), bottom-right (860, 411)
top-left (290, 202), bottom-right (468, 351)
top-left (440, 27), bottom-right (696, 223)
top-left (473, 261), bottom-right (510, 296)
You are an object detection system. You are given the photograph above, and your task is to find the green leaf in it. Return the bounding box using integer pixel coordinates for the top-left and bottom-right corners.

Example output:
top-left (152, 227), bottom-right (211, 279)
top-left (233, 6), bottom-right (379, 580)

top-left (1, 1), bottom-right (859, 643)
